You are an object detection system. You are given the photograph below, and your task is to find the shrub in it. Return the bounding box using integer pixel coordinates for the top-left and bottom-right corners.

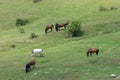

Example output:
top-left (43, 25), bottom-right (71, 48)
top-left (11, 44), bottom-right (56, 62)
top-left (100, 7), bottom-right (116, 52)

top-left (30, 33), bottom-right (38, 39)
top-left (99, 6), bottom-right (107, 11)
top-left (67, 20), bottom-right (83, 37)
top-left (110, 6), bottom-right (117, 10)
top-left (19, 28), bottom-right (25, 33)
top-left (16, 18), bottom-right (29, 26)
top-left (10, 44), bottom-right (16, 48)
top-left (33, 0), bottom-right (42, 3)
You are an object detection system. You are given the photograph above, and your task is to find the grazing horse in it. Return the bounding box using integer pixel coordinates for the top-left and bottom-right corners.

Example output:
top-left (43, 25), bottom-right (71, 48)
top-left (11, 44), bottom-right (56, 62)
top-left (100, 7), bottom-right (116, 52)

top-left (45, 24), bottom-right (54, 33)
top-left (31, 49), bottom-right (44, 57)
top-left (55, 21), bottom-right (69, 31)
top-left (25, 58), bottom-right (36, 73)
top-left (87, 48), bottom-right (99, 57)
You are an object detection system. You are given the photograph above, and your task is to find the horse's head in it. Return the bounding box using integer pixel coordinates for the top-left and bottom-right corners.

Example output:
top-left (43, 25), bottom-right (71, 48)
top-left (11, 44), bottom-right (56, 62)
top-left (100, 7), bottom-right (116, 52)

top-left (30, 60), bottom-right (36, 65)
top-left (65, 21), bottom-right (69, 25)
top-left (51, 24), bottom-right (54, 28)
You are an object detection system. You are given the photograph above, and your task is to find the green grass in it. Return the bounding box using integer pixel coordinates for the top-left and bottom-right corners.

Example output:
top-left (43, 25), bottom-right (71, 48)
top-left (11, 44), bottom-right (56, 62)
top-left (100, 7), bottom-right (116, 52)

top-left (0, 0), bottom-right (120, 80)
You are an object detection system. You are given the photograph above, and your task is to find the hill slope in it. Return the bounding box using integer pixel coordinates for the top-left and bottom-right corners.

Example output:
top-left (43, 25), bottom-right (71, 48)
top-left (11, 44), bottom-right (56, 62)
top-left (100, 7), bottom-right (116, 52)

top-left (0, 0), bottom-right (120, 80)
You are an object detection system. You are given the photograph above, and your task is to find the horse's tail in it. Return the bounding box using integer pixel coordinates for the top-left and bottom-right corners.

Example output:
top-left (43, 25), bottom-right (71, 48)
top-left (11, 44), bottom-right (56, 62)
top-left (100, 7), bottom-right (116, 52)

top-left (55, 23), bottom-right (59, 31)
top-left (87, 51), bottom-right (89, 57)
top-left (96, 49), bottom-right (99, 55)
top-left (45, 28), bottom-right (47, 33)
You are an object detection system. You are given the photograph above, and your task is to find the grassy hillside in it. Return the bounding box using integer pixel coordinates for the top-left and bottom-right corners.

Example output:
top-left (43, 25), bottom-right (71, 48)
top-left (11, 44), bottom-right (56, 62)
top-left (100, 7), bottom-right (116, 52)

top-left (0, 0), bottom-right (120, 80)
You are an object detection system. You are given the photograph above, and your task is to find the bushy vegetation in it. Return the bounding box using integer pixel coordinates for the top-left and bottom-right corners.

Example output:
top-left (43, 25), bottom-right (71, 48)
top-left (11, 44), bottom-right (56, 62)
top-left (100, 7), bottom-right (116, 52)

top-left (99, 6), bottom-right (107, 11)
top-left (33, 0), bottom-right (42, 3)
top-left (30, 33), bottom-right (38, 39)
top-left (16, 18), bottom-right (29, 26)
top-left (19, 27), bottom-right (25, 33)
top-left (67, 21), bottom-right (83, 37)
top-left (110, 6), bottom-right (117, 10)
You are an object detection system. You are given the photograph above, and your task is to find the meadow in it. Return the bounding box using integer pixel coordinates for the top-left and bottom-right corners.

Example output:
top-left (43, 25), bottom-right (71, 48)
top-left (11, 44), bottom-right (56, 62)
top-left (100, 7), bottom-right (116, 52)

top-left (0, 0), bottom-right (120, 80)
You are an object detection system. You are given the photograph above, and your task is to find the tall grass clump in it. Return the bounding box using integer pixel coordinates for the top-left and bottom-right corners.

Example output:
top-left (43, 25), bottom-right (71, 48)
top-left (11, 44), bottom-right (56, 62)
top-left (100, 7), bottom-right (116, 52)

top-left (99, 5), bottom-right (107, 12)
top-left (16, 18), bottom-right (29, 26)
top-left (30, 33), bottom-right (38, 39)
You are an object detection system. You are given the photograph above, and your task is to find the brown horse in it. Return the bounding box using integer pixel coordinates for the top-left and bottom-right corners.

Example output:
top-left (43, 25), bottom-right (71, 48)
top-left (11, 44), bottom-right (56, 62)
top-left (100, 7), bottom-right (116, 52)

top-left (87, 48), bottom-right (99, 57)
top-left (45, 24), bottom-right (54, 33)
top-left (55, 21), bottom-right (69, 31)
top-left (25, 58), bottom-right (36, 73)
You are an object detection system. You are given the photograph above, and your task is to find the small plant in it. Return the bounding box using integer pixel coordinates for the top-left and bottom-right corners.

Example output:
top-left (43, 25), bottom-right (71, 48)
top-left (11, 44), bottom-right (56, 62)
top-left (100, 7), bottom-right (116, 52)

top-left (99, 6), bottom-right (107, 12)
top-left (10, 44), bottom-right (16, 48)
top-left (30, 33), bottom-right (38, 39)
top-left (33, 0), bottom-right (42, 3)
top-left (110, 6), bottom-right (117, 10)
top-left (19, 28), bottom-right (25, 33)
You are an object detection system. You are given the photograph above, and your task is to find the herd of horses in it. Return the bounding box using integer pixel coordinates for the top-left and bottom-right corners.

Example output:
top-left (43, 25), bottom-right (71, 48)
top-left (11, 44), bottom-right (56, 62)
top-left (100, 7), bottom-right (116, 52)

top-left (45, 21), bottom-right (69, 33)
top-left (25, 20), bottom-right (100, 73)
top-left (25, 48), bottom-right (99, 73)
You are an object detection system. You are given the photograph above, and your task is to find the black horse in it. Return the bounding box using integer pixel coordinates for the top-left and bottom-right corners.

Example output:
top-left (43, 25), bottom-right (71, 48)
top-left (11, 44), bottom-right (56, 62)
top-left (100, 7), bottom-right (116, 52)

top-left (55, 21), bottom-right (69, 31)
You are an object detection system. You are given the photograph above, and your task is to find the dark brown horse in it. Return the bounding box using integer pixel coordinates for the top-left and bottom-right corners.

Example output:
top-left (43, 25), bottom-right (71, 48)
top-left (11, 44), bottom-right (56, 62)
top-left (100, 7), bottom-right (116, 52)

top-left (45, 24), bottom-right (54, 33)
top-left (55, 21), bottom-right (69, 31)
top-left (87, 48), bottom-right (99, 57)
top-left (25, 58), bottom-right (36, 73)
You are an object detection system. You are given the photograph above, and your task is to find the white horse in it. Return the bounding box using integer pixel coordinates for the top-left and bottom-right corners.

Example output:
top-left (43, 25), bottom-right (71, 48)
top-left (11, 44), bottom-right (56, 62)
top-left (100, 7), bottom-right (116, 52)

top-left (31, 49), bottom-right (44, 57)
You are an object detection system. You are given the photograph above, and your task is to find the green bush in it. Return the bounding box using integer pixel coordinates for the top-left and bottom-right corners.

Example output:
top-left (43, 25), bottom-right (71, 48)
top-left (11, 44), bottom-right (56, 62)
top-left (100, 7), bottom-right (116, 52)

top-left (19, 28), bottom-right (25, 33)
top-left (16, 18), bottom-right (29, 26)
top-left (67, 21), bottom-right (83, 37)
top-left (99, 6), bottom-right (107, 11)
top-left (33, 0), bottom-right (42, 3)
top-left (110, 6), bottom-right (117, 10)
top-left (10, 44), bottom-right (16, 48)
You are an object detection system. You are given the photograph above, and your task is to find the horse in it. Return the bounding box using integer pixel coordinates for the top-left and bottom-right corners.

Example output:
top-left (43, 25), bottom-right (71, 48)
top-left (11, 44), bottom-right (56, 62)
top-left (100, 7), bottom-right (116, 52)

top-left (87, 48), bottom-right (99, 57)
top-left (25, 58), bottom-right (36, 73)
top-left (31, 49), bottom-right (44, 57)
top-left (55, 21), bottom-right (69, 31)
top-left (45, 24), bottom-right (54, 33)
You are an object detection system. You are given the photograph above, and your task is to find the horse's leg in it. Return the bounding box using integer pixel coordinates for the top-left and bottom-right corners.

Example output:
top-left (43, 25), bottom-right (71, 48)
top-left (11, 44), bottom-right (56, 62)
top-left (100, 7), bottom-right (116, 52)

top-left (90, 53), bottom-right (92, 56)
top-left (51, 28), bottom-right (52, 32)
top-left (64, 26), bottom-right (66, 29)
top-left (40, 53), bottom-right (42, 57)
top-left (96, 51), bottom-right (98, 55)
top-left (45, 29), bottom-right (47, 33)
top-left (26, 68), bottom-right (28, 73)
top-left (33, 65), bottom-right (35, 69)
top-left (29, 66), bottom-right (31, 71)
top-left (40, 54), bottom-right (44, 57)
top-left (87, 52), bottom-right (89, 57)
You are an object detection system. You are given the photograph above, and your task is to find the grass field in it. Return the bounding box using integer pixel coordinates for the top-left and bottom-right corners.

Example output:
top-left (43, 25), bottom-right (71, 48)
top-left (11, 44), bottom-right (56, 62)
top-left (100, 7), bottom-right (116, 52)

top-left (0, 0), bottom-right (120, 80)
